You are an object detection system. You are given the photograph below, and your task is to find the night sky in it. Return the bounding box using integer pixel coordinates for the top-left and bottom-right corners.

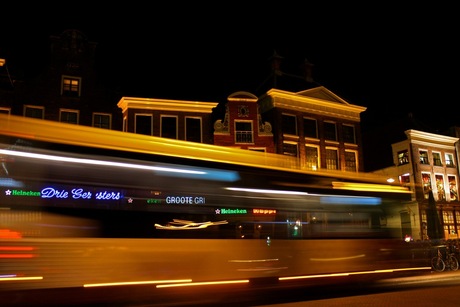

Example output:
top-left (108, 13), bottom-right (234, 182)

top-left (1, 3), bottom-right (459, 134)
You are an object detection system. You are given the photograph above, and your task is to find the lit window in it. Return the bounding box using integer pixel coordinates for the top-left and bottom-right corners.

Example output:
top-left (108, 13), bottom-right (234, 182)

top-left (398, 150), bottom-right (410, 165)
top-left (62, 76), bottom-right (81, 97)
top-left (326, 148), bottom-right (338, 170)
top-left (445, 153), bottom-right (455, 167)
top-left (422, 173), bottom-right (432, 199)
top-left (400, 174), bottom-right (411, 191)
top-left (305, 145), bottom-right (319, 170)
top-left (344, 150), bottom-right (357, 172)
top-left (419, 150), bottom-right (429, 164)
top-left (448, 175), bottom-right (458, 201)
top-left (432, 152), bottom-right (442, 166)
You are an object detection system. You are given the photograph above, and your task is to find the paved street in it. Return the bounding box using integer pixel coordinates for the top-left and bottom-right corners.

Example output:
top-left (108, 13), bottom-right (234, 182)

top-left (258, 270), bottom-right (460, 306)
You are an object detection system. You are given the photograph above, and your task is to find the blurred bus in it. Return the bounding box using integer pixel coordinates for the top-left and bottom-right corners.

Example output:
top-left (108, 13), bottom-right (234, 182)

top-left (0, 114), bottom-right (422, 292)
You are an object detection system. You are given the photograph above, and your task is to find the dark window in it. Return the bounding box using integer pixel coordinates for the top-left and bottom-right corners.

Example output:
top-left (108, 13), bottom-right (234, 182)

top-left (324, 122), bottom-right (337, 141)
top-left (93, 114), bottom-right (111, 129)
top-left (283, 142), bottom-right (298, 157)
top-left (161, 116), bottom-right (177, 139)
top-left (303, 118), bottom-right (317, 138)
top-left (24, 106), bottom-right (44, 119)
top-left (235, 121), bottom-right (253, 143)
top-left (186, 117), bottom-right (202, 143)
top-left (135, 114), bottom-right (152, 136)
top-left (282, 114), bottom-right (297, 136)
top-left (60, 110), bottom-right (78, 124)
top-left (342, 124), bottom-right (356, 144)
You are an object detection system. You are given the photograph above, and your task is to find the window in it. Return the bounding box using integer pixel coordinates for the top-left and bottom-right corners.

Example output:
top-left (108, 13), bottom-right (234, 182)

top-left (24, 105), bottom-right (44, 119)
top-left (342, 124), bottom-right (356, 144)
top-left (305, 145), bottom-right (319, 170)
top-left (93, 113), bottom-right (112, 129)
top-left (344, 150), bottom-right (357, 172)
top-left (161, 115), bottom-right (178, 139)
top-left (445, 153), bottom-right (455, 167)
top-left (419, 150), bottom-right (429, 164)
top-left (62, 76), bottom-right (81, 97)
top-left (185, 117), bottom-right (202, 143)
top-left (135, 114), bottom-right (152, 136)
top-left (432, 152), bottom-right (442, 166)
top-left (283, 142), bottom-right (298, 157)
top-left (400, 173), bottom-right (411, 190)
top-left (435, 174), bottom-right (445, 201)
top-left (235, 121), bottom-right (253, 143)
top-left (325, 148), bottom-right (339, 170)
top-left (448, 175), bottom-right (458, 201)
top-left (303, 117), bottom-right (317, 138)
top-left (0, 107), bottom-right (11, 115)
top-left (59, 109), bottom-right (79, 124)
top-left (324, 121), bottom-right (337, 141)
top-left (421, 173), bottom-right (432, 199)
top-left (282, 114), bottom-right (297, 136)
top-left (398, 150), bottom-right (410, 165)
top-left (249, 148), bottom-right (266, 153)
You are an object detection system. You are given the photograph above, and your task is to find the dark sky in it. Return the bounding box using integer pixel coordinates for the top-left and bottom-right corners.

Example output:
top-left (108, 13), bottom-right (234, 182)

top-left (1, 3), bottom-right (459, 132)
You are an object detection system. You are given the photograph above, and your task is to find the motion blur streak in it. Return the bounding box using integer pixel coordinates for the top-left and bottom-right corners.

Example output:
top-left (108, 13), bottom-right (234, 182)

top-left (332, 181), bottom-right (410, 193)
top-left (228, 258), bottom-right (280, 263)
top-left (310, 254), bottom-right (365, 261)
top-left (279, 266), bottom-right (431, 281)
top-left (0, 276), bottom-right (43, 281)
top-left (84, 279), bottom-right (192, 288)
top-left (156, 279), bottom-right (250, 288)
top-left (0, 254), bottom-right (35, 258)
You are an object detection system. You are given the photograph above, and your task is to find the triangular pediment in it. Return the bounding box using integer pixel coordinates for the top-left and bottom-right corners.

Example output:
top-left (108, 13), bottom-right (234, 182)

top-left (296, 86), bottom-right (350, 105)
top-left (259, 87), bottom-right (366, 122)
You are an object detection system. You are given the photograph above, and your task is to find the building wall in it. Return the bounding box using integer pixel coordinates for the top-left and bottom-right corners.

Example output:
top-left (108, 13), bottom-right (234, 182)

top-left (390, 130), bottom-right (460, 241)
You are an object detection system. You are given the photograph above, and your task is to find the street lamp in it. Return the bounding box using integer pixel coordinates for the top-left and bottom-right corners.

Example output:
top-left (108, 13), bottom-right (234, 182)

top-left (0, 58), bottom-right (14, 87)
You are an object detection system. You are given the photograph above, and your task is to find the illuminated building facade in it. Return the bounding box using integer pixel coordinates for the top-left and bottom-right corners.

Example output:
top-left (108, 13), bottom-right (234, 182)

top-left (373, 130), bottom-right (460, 241)
top-left (2, 29), bottom-right (460, 240)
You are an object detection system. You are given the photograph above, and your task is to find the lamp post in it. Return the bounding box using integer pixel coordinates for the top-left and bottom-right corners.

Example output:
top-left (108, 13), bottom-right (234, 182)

top-left (0, 58), bottom-right (14, 87)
